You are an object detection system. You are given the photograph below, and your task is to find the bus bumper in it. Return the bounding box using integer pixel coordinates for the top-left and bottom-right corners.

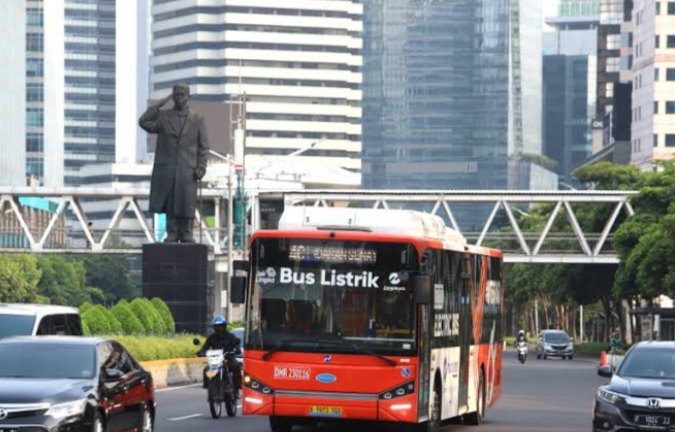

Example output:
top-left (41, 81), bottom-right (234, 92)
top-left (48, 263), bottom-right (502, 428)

top-left (242, 388), bottom-right (419, 423)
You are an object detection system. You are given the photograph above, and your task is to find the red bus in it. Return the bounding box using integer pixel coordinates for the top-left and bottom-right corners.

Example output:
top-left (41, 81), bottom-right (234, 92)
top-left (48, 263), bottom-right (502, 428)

top-left (229, 206), bottom-right (504, 432)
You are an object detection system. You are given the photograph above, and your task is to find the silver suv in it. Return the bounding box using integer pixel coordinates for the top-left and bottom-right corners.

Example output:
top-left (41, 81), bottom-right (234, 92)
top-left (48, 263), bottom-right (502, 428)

top-left (536, 329), bottom-right (574, 360)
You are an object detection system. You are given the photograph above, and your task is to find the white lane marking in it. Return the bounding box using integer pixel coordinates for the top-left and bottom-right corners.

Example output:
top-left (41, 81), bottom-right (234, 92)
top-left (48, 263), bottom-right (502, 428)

top-left (168, 413), bottom-right (203, 421)
top-left (156, 383), bottom-right (201, 393)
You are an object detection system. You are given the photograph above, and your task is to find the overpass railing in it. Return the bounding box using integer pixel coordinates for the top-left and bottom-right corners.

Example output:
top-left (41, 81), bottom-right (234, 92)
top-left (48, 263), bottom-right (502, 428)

top-left (0, 188), bottom-right (636, 263)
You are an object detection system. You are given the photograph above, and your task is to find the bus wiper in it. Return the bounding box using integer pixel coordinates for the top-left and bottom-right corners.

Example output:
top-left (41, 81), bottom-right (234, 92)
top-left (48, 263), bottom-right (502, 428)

top-left (262, 339), bottom-right (314, 361)
top-left (316, 334), bottom-right (397, 367)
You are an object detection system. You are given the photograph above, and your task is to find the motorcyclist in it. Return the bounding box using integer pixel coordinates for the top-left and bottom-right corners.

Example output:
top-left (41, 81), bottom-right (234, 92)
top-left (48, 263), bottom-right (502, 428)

top-left (197, 316), bottom-right (242, 398)
top-left (515, 330), bottom-right (527, 346)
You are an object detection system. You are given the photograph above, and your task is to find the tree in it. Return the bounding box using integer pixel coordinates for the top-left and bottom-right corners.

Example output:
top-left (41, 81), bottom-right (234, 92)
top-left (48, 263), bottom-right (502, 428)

top-left (0, 254), bottom-right (46, 303)
top-left (36, 255), bottom-right (105, 307)
top-left (151, 298), bottom-right (176, 334)
top-left (79, 255), bottom-right (139, 302)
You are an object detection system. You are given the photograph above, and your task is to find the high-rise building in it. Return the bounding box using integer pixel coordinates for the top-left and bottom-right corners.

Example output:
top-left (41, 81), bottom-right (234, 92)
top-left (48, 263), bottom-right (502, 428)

top-left (0, 2), bottom-right (26, 186)
top-left (25, 0), bottom-right (142, 186)
top-left (630, 0), bottom-right (675, 170)
top-left (363, 0), bottom-right (545, 192)
top-left (542, 0), bottom-right (599, 182)
top-left (150, 0), bottom-right (363, 171)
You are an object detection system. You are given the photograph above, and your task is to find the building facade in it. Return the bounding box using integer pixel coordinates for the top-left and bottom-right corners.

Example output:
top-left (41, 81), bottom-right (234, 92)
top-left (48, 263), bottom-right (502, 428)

top-left (150, 0), bottom-right (363, 171)
top-left (24, 0), bottom-right (141, 187)
top-left (0, 1), bottom-right (26, 186)
top-left (362, 0), bottom-right (513, 191)
top-left (630, 0), bottom-right (675, 170)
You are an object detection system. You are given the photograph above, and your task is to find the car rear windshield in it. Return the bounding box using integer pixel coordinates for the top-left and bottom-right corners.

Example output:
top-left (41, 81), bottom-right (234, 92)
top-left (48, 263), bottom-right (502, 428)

top-left (545, 332), bottom-right (570, 343)
top-left (0, 344), bottom-right (96, 379)
top-left (618, 348), bottom-right (675, 379)
top-left (0, 314), bottom-right (36, 339)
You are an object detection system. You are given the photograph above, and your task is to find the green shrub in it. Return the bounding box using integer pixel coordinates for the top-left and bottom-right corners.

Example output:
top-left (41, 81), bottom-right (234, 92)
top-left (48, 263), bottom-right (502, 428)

top-left (81, 307), bottom-right (111, 335)
top-left (575, 342), bottom-right (631, 357)
top-left (81, 318), bottom-right (90, 336)
top-left (228, 321), bottom-right (245, 330)
top-left (94, 305), bottom-right (123, 334)
top-left (79, 302), bottom-right (94, 315)
top-left (110, 301), bottom-right (145, 335)
top-left (113, 335), bottom-right (200, 362)
top-left (151, 298), bottom-right (175, 333)
top-left (130, 298), bottom-right (165, 334)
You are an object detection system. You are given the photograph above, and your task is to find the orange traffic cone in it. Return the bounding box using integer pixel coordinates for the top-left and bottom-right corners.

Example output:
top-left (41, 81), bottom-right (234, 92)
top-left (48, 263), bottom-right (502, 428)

top-left (599, 351), bottom-right (608, 367)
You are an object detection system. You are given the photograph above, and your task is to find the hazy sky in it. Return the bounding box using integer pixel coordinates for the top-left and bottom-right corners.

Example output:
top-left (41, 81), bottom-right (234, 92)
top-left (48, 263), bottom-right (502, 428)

top-left (543, 0), bottom-right (561, 30)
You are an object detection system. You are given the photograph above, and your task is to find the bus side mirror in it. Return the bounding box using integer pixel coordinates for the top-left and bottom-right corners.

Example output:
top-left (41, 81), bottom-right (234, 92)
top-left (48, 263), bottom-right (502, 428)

top-left (414, 275), bottom-right (432, 304)
top-left (230, 276), bottom-right (247, 304)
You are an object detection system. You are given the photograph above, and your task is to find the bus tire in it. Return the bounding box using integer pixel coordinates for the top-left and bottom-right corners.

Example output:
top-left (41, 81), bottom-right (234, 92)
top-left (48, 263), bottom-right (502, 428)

top-left (464, 369), bottom-right (485, 425)
top-left (269, 416), bottom-right (293, 432)
top-left (418, 382), bottom-right (441, 432)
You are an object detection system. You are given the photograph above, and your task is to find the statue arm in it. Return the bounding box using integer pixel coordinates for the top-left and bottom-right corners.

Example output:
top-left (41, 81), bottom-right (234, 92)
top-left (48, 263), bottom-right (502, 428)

top-left (195, 116), bottom-right (210, 179)
top-left (138, 105), bottom-right (161, 134)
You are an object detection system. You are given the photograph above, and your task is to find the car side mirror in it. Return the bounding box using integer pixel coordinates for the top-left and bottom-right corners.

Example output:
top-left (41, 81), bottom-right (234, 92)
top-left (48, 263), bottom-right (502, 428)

top-left (103, 368), bottom-right (124, 382)
top-left (230, 276), bottom-right (247, 304)
top-left (414, 275), bottom-right (432, 304)
top-left (597, 365), bottom-right (612, 378)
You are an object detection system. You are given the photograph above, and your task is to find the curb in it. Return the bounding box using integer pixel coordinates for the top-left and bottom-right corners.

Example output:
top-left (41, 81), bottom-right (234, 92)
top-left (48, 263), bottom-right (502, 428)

top-left (140, 358), bottom-right (204, 389)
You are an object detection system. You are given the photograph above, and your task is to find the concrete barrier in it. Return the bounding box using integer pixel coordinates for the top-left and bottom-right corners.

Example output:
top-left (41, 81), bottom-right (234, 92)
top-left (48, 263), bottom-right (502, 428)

top-left (140, 358), bottom-right (205, 389)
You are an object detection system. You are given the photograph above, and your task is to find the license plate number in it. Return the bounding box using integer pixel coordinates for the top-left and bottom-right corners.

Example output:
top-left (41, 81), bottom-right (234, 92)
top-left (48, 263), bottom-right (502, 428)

top-left (309, 405), bottom-right (343, 417)
top-left (635, 414), bottom-right (671, 426)
top-left (273, 366), bottom-right (311, 380)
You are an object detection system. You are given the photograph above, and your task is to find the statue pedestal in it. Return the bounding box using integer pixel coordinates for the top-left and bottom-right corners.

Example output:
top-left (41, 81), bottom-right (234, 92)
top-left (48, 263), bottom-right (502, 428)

top-left (142, 243), bottom-right (210, 335)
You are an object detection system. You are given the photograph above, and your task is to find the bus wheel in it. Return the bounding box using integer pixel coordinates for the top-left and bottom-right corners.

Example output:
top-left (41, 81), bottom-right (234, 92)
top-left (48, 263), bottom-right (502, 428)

top-left (464, 370), bottom-right (485, 425)
top-left (421, 384), bottom-right (441, 432)
top-left (269, 416), bottom-right (293, 432)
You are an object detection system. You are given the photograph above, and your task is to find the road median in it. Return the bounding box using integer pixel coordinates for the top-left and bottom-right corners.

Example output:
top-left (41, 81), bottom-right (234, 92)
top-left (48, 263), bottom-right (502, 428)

top-left (140, 358), bottom-right (204, 389)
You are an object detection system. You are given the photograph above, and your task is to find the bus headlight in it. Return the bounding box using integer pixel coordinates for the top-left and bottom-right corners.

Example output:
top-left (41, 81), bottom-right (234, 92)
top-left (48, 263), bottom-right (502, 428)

top-left (244, 374), bottom-right (274, 395)
top-left (379, 382), bottom-right (415, 400)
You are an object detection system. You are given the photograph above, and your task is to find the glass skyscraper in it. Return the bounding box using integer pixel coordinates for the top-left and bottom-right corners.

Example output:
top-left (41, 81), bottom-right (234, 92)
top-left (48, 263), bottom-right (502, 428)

top-left (363, 0), bottom-right (522, 192)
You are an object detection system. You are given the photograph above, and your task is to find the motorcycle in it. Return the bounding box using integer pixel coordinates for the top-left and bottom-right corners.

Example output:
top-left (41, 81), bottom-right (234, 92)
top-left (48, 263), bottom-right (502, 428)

top-left (194, 339), bottom-right (238, 419)
top-left (517, 341), bottom-right (528, 364)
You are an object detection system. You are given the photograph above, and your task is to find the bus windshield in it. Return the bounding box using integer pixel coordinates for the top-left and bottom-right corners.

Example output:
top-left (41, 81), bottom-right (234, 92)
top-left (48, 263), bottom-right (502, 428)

top-left (245, 238), bottom-right (420, 356)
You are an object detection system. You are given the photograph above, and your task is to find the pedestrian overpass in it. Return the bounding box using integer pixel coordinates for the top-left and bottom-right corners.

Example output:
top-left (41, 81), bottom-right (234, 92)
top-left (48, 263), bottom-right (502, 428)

top-left (0, 187), bottom-right (636, 263)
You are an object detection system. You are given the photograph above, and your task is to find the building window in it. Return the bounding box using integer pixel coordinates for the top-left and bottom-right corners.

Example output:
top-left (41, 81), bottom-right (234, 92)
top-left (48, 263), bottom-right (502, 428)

top-left (668, 68), bottom-right (675, 81)
top-left (657, 2), bottom-right (661, 14)
top-left (607, 34), bottom-right (621, 50)
top-left (667, 101), bottom-right (675, 114)
top-left (655, 134), bottom-right (659, 147)
top-left (669, 2), bottom-right (675, 14)
top-left (656, 68), bottom-right (660, 81)
top-left (26, 83), bottom-right (43, 103)
top-left (27, 8), bottom-right (43, 27)
top-left (26, 58), bottom-right (43, 77)
top-left (656, 36), bottom-right (660, 49)
top-left (668, 36), bottom-right (675, 48)
top-left (667, 134), bottom-right (675, 147)
top-left (26, 33), bottom-right (44, 52)
top-left (27, 108), bottom-right (44, 127)
top-left (26, 133), bottom-right (44, 152)
top-left (655, 101), bottom-right (659, 114)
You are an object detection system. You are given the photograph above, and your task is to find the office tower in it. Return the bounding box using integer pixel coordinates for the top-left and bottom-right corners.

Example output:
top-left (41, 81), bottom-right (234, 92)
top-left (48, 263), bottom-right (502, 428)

top-left (0, 2), bottom-right (26, 186)
top-left (630, 0), bottom-right (675, 170)
top-left (543, 0), bottom-right (599, 182)
top-left (150, 0), bottom-right (364, 171)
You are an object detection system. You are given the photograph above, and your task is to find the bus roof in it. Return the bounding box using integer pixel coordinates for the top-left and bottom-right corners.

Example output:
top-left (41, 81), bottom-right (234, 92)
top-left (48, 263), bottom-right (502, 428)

top-left (276, 206), bottom-right (471, 245)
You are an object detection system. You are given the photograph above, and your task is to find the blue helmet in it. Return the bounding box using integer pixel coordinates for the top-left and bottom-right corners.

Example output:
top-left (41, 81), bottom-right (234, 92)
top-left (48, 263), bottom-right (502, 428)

top-left (212, 315), bottom-right (227, 327)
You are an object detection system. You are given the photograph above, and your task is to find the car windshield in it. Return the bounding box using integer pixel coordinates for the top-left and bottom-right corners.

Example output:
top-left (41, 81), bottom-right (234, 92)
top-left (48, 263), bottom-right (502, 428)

top-left (618, 348), bottom-right (675, 379)
top-left (246, 238), bottom-right (419, 356)
top-left (0, 314), bottom-right (36, 339)
top-left (545, 332), bottom-right (570, 343)
top-left (0, 343), bottom-right (96, 379)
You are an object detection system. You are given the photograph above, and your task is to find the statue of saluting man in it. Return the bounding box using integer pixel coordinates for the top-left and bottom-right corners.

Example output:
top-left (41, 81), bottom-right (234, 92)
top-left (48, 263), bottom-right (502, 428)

top-left (138, 83), bottom-right (210, 243)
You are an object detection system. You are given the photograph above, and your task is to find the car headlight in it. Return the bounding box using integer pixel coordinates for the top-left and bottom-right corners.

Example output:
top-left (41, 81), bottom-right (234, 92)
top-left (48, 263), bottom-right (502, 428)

top-left (45, 399), bottom-right (87, 419)
top-left (597, 388), bottom-right (625, 405)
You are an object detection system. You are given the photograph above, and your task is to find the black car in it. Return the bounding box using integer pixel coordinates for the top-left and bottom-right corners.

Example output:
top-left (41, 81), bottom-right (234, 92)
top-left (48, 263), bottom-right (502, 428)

top-left (594, 341), bottom-right (675, 431)
top-left (0, 336), bottom-right (155, 432)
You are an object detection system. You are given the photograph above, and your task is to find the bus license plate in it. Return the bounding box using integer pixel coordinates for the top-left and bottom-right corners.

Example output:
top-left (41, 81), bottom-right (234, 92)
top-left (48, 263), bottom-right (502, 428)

top-left (634, 414), bottom-right (670, 427)
top-left (309, 405), bottom-right (343, 417)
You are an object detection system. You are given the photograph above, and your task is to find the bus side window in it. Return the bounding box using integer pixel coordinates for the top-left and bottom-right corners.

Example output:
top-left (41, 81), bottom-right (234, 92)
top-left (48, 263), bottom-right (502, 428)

top-left (490, 257), bottom-right (502, 281)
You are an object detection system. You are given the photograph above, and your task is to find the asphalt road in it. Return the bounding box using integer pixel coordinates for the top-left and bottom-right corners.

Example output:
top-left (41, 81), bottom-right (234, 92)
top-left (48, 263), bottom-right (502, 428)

top-left (155, 354), bottom-right (606, 432)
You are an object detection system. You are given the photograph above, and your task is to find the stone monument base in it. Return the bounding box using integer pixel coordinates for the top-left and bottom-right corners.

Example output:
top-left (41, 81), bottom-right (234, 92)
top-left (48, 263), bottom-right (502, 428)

top-left (142, 243), bottom-right (210, 335)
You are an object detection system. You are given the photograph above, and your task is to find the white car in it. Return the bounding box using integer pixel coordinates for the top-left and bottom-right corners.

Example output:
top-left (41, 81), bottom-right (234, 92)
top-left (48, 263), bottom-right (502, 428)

top-left (231, 327), bottom-right (245, 365)
top-left (0, 303), bottom-right (83, 339)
